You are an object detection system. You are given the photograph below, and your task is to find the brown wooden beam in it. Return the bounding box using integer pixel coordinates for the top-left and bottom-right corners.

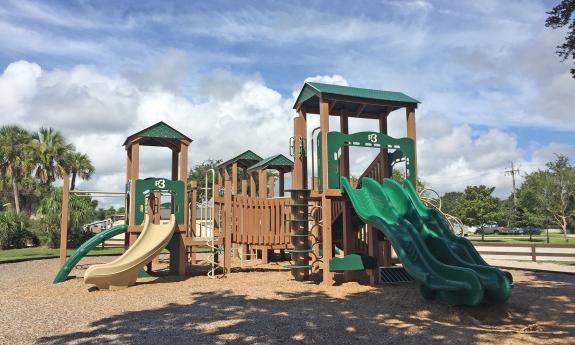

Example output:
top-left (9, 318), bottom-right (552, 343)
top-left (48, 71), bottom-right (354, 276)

top-left (59, 174), bottom-right (70, 267)
top-left (406, 106), bottom-right (418, 186)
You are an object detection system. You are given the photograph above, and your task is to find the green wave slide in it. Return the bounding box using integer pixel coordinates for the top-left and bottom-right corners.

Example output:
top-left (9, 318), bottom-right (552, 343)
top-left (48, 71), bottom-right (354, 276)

top-left (341, 177), bottom-right (512, 306)
top-left (53, 224), bottom-right (128, 284)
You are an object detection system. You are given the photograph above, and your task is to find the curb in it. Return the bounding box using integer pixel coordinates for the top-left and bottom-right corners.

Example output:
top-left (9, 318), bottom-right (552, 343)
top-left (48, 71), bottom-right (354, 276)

top-left (495, 265), bottom-right (575, 276)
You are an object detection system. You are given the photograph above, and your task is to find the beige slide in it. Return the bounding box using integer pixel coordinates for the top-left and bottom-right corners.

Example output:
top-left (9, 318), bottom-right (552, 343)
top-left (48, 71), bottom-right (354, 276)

top-left (84, 214), bottom-right (176, 289)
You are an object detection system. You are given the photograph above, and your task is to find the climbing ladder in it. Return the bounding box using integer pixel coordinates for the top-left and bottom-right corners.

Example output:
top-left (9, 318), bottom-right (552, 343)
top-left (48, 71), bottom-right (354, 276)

top-left (199, 169), bottom-right (225, 278)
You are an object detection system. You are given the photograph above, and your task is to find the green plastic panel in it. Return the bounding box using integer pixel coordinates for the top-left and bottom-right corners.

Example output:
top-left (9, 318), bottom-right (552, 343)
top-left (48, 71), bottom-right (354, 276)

top-left (329, 254), bottom-right (377, 272)
top-left (341, 177), bottom-right (512, 306)
top-left (317, 131), bottom-right (416, 191)
top-left (134, 178), bottom-right (185, 225)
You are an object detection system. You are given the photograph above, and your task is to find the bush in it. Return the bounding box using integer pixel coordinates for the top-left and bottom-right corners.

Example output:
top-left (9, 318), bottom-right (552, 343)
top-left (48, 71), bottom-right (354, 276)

top-left (0, 210), bottom-right (34, 249)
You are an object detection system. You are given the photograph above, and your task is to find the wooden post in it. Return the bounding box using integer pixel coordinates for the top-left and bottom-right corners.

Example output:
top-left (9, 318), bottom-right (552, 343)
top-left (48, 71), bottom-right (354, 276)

top-left (367, 224), bottom-right (380, 285)
top-left (250, 173), bottom-right (257, 198)
top-left (178, 143), bottom-right (188, 276)
top-left (258, 170), bottom-right (267, 198)
top-left (379, 114), bottom-right (390, 180)
top-left (59, 174), bottom-right (70, 267)
top-left (293, 112), bottom-right (308, 189)
top-left (340, 115), bottom-right (354, 281)
top-left (279, 172), bottom-right (285, 197)
top-left (128, 142), bottom-right (140, 245)
top-left (241, 178), bottom-right (248, 196)
top-left (320, 99), bottom-right (334, 285)
top-left (531, 245), bottom-right (537, 262)
top-left (268, 175), bottom-right (275, 198)
top-left (232, 162), bottom-right (238, 195)
top-left (224, 178), bottom-right (233, 273)
top-left (406, 107), bottom-right (417, 186)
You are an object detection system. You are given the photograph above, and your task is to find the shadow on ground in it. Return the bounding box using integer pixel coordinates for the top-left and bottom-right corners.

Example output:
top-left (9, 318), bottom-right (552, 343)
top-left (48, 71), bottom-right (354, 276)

top-left (37, 271), bottom-right (575, 344)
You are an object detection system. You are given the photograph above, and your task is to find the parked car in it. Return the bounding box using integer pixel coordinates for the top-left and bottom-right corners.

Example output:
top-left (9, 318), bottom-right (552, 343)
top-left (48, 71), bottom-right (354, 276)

top-left (525, 226), bottom-right (542, 235)
top-left (476, 222), bottom-right (506, 234)
top-left (510, 227), bottom-right (525, 235)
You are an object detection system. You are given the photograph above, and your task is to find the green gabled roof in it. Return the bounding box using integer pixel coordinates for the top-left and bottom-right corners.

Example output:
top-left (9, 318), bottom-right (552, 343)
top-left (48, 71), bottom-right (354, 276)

top-left (218, 150), bottom-right (263, 169)
top-left (293, 82), bottom-right (420, 117)
top-left (123, 121), bottom-right (192, 146)
top-left (247, 154), bottom-right (294, 173)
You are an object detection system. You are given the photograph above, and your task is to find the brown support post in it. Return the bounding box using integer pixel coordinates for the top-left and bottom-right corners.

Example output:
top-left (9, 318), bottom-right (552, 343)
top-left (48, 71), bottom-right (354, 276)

top-left (178, 143), bottom-right (188, 276)
top-left (379, 114), bottom-right (390, 180)
top-left (241, 178), bottom-right (248, 196)
top-left (224, 178), bottom-right (233, 273)
top-left (232, 162), bottom-right (238, 195)
top-left (340, 115), bottom-right (354, 281)
top-left (258, 170), bottom-right (267, 198)
top-left (367, 224), bottom-right (380, 286)
top-left (406, 107), bottom-right (418, 187)
top-left (59, 174), bottom-right (70, 267)
top-left (128, 142), bottom-right (140, 245)
top-left (268, 175), bottom-right (275, 198)
top-left (279, 172), bottom-right (285, 197)
top-left (250, 172), bottom-right (257, 198)
top-left (320, 99), bottom-right (334, 285)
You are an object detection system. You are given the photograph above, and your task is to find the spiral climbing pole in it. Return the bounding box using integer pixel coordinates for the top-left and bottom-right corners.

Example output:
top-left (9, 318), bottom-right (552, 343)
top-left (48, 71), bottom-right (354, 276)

top-left (285, 189), bottom-right (312, 281)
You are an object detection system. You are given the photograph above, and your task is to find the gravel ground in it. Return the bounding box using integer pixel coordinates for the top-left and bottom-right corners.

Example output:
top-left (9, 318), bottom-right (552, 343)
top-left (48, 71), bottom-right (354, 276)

top-left (0, 256), bottom-right (574, 345)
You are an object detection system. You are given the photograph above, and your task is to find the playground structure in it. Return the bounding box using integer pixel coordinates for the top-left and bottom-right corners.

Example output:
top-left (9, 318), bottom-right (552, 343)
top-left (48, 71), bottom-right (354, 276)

top-left (54, 81), bottom-right (512, 306)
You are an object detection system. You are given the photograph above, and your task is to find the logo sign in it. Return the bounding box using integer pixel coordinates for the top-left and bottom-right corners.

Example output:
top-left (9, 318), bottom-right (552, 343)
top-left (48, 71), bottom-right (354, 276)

top-left (154, 179), bottom-right (166, 189)
top-left (368, 133), bottom-right (378, 143)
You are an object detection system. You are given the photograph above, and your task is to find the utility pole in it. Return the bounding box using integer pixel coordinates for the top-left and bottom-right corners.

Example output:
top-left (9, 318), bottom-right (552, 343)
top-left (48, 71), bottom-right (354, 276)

top-left (505, 161), bottom-right (520, 206)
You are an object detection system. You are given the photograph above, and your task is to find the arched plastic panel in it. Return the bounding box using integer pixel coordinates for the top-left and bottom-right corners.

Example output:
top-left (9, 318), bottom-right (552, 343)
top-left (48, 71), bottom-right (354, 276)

top-left (317, 131), bottom-right (416, 191)
top-left (133, 178), bottom-right (185, 225)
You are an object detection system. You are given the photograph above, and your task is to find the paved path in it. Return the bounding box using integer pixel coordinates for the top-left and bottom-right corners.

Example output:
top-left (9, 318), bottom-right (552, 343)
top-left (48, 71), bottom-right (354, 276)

top-left (487, 259), bottom-right (575, 274)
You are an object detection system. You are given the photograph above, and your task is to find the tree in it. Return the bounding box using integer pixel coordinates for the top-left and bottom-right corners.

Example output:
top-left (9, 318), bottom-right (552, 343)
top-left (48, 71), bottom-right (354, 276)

top-left (546, 0), bottom-right (575, 77)
top-left (0, 126), bottom-right (34, 214)
top-left (458, 185), bottom-right (502, 240)
top-left (440, 191), bottom-right (464, 218)
top-left (517, 155), bottom-right (575, 242)
top-left (188, 159), bottom-right (222, 202)
top-left (34, 187), bottom-right (96, 248)
top-left (0, 209), bottom-right (33, 249)
top-left (67, 152), bottom-right (95, 190)
top-left (32, 127), bottom-right (74, 184)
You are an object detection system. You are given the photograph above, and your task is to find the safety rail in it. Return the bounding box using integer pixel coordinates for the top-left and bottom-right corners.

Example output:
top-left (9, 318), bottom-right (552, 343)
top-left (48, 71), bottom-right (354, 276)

top-left (473, 242), bottom-right (575, 262)
top-left (230, 195), bottom-right (292, 246)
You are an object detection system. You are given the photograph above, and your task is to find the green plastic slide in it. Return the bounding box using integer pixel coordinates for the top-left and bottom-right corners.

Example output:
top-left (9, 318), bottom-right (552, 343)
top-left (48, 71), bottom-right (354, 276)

top-left (341, 177), bottom-right (512, 306)
top-left (53, 224), bottom-right (128, 284)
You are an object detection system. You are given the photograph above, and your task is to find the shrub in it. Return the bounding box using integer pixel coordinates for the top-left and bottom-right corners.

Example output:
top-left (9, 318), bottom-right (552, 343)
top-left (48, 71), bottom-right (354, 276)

top-left (0, 210), bottom-right (34, 249)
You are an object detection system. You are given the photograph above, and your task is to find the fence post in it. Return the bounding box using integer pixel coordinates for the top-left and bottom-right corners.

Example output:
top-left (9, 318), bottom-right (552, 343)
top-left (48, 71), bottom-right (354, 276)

top-left (531, 245), bottom-right (536, 262)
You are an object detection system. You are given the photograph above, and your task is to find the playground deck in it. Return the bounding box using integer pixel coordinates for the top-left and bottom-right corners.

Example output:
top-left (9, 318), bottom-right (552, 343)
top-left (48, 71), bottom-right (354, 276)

top-left (1, 257), bottom-right (574, 345)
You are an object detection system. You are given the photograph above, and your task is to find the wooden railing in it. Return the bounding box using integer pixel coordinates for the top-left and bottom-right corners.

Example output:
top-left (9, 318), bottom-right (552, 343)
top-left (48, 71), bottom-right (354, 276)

top-left (230, 195), bottom-right (292, 246)
top-left (474, 242), bottom-right (575, 262)
top-left (357, 152), bottom-right (385, 187)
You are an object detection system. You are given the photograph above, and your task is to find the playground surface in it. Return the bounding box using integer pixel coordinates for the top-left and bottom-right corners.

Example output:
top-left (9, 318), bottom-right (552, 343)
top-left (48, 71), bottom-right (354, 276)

top-left (1, 256), bottom-right (574, 345)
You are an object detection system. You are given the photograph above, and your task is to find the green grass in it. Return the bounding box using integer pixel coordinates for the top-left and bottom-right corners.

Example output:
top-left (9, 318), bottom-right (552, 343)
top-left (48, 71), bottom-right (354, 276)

top-left (0, 245), bottom-right (213, 263)
top-left (468, 232), bottom-right (574, 245)
top-left (0, 246), bottom-right (124, 262)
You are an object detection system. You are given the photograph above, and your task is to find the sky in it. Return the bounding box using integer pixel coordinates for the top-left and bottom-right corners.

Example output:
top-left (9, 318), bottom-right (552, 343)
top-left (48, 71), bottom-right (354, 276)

top-left (0, 0), bottom-right (574, 206)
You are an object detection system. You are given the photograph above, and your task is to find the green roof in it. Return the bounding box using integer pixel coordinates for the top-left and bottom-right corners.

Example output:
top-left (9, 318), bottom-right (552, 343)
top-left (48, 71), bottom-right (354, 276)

top-left (294, 82), bottom-right (420, 117)
top-left (247, 154), bottom-right (294, 173)
top-left (218, 150), bottom-right (263, 169)
top-left (124, 121), bottom-right (192, 146)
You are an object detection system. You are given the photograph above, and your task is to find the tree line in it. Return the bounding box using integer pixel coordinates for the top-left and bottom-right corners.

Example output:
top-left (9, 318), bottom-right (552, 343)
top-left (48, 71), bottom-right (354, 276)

top-left (439, 155), bottom-right (575, 241)
top-left (0, 125), bottom-right (105, 249)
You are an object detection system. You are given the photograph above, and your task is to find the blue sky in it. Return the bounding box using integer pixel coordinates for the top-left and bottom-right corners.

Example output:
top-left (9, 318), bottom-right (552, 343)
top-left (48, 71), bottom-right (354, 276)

top-left (0, 0), bottom-right (573, 199)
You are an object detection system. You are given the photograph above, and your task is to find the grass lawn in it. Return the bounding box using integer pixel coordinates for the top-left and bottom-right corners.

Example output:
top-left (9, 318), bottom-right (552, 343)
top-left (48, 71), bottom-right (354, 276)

top-left (0, 246), bottom-right (125, 262)
top-left (0, 245), bottom-right (214, 262)
top-left (469, 232), bottom-right (574, 245)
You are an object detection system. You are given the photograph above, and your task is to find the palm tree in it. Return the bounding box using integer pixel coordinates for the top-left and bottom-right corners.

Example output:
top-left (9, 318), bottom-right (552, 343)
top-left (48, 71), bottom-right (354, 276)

top-left (67, 152), bottom-right (95, 190)
top-left (0, 126), bottom-right (34, 214)
top-left (32, 127), bottom-right (74, 184)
